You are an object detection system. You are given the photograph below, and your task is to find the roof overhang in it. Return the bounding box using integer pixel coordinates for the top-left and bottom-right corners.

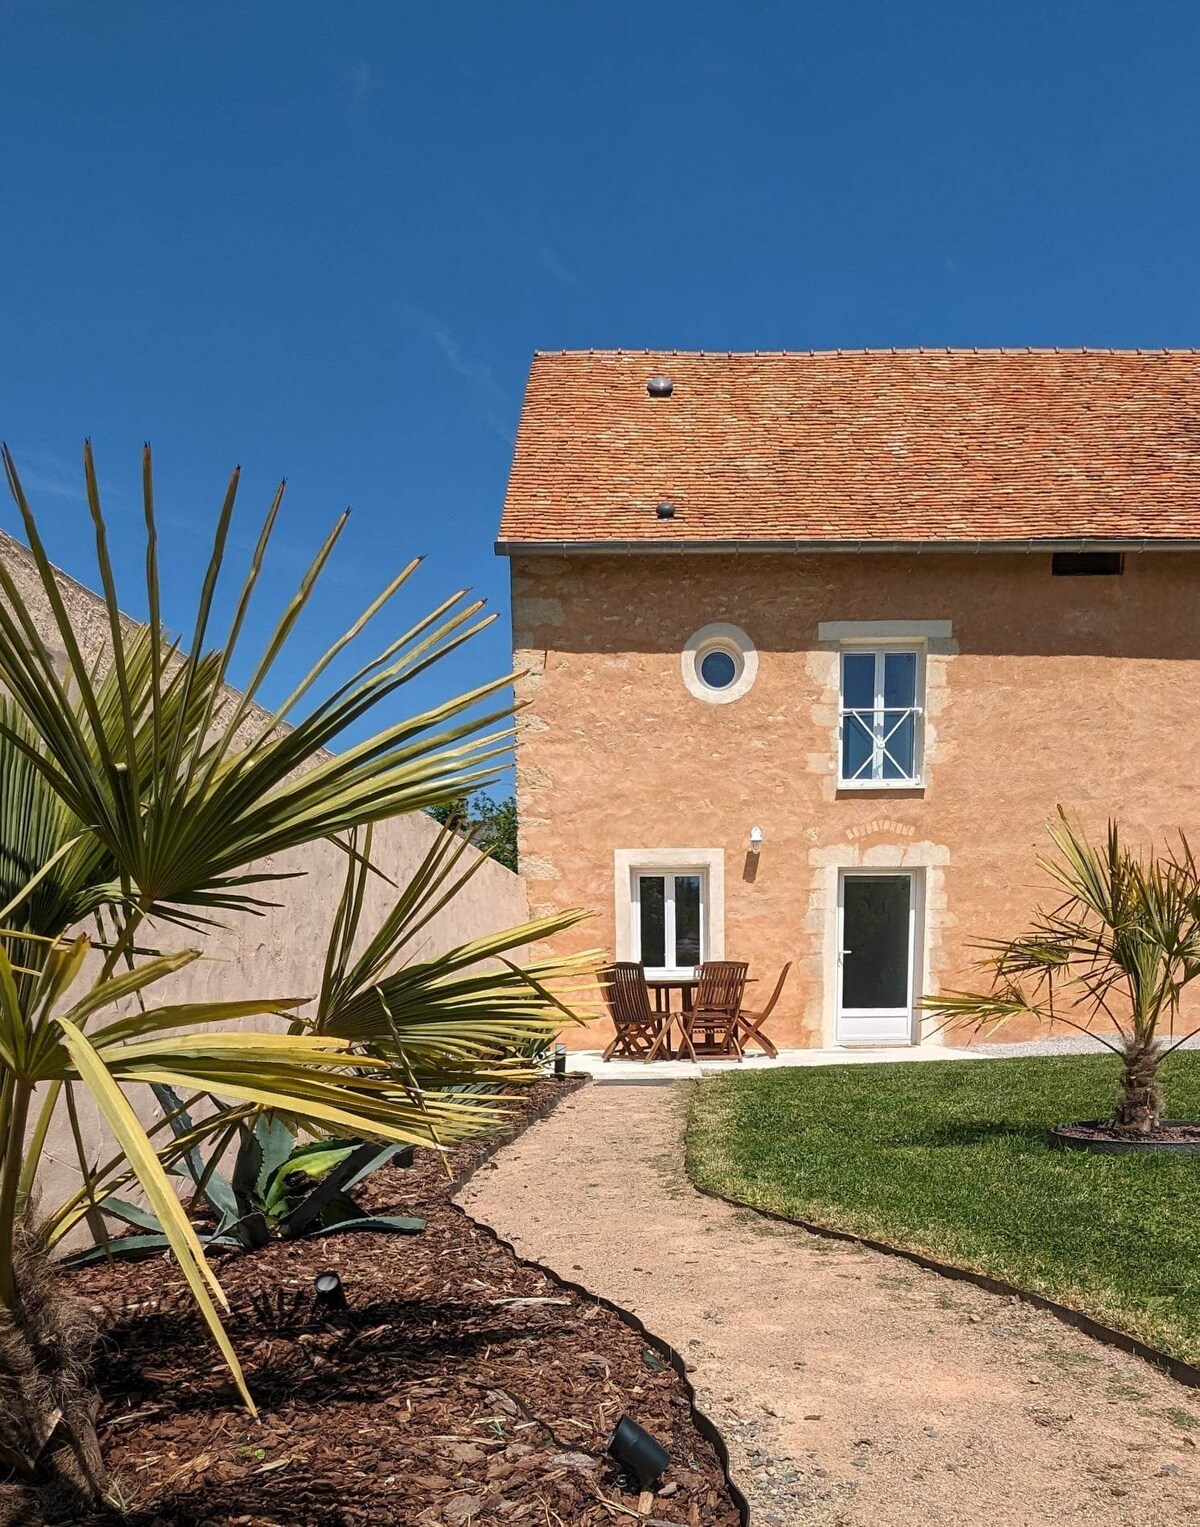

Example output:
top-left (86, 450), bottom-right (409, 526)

top-left (495, 536), bottom-right (1200, 557)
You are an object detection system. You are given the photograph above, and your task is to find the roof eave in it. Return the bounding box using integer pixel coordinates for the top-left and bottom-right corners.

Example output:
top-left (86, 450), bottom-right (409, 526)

top-left (495, 536), bottom-right (1200, 557)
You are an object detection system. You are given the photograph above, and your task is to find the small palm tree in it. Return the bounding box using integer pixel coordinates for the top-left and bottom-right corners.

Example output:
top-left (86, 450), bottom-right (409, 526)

top-left (0, 444), bottom-right (589, 1504)
top-left (924, 811), bottom-right (1200, 1134)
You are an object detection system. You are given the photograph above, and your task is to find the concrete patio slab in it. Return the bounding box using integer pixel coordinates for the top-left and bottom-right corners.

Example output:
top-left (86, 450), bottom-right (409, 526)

top-left (566, 1045), bottom-right (983, 1082)
top-left (566, 1030), bottom-right (1200, 1083)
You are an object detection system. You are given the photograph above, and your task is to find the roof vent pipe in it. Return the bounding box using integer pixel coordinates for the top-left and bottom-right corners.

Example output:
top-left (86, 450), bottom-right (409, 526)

top-left (646, 376), bottom-right (673, 397)
top-left (655, 502), bottom-right (676, 520)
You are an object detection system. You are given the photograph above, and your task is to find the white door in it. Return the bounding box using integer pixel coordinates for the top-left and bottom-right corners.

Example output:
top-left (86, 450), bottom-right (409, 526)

top-left (836, 872), bottom-right (917, 1045)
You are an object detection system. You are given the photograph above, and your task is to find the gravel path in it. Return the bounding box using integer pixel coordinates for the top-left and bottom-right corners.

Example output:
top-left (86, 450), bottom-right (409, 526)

top-left (459, 1081), bottom-right (1200, 1527)
top-left (970, 1032), bottom-right (1200, 1058)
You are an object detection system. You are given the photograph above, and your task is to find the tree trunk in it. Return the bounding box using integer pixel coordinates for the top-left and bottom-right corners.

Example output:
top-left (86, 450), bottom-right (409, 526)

top-left (1115, 1041), bottom-right (1164, 1134)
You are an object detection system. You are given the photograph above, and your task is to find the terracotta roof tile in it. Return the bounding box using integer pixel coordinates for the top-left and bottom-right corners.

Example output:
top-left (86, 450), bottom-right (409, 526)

top-left (497, 349), bottom-right (1200, 548)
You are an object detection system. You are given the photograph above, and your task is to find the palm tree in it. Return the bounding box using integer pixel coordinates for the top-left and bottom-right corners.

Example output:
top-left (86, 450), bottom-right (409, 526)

top-left (924, 810), bottom-right (1200, 1134)
top-left (0, 444), bottom-right (589, 1503)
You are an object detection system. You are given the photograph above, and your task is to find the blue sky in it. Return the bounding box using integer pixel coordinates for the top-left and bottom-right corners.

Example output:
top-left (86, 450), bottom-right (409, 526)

top-left (2, 3), bottom-right (1199, 787)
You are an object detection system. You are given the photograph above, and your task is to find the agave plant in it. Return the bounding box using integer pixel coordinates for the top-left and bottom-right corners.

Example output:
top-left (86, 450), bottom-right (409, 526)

top-left (62, 1107), bottom-right (423, 1266)
top-left (0, 443), bottom-right (591, 1502)
top-left (924, 810), bottom-right (1200, 1133)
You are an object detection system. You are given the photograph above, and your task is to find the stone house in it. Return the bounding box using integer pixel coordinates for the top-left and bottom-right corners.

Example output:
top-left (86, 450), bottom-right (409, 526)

top-left (497, 349), bottom-right (1200, 1051)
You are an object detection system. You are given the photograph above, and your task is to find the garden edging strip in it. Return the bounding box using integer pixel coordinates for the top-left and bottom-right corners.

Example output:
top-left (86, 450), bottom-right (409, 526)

top-left (1050, 1120), bottom-right (1200, 1155)
top-left (684, 1157), bottom-right (1200, 1395)
top-left (454, 1077), bottom-right (752, 1526)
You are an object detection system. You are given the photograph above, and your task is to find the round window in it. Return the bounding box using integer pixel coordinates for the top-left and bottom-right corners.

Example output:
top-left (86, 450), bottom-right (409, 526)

top-left (699, 647), bottom-right (739, 690)
top-left (681, 622), bottom-right (758, 705)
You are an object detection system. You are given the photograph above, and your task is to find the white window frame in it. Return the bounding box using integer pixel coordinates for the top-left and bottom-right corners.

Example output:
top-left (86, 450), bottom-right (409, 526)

top-left (613, 847), bottom-right (725, 976)
top-left (630, 869), bottom-right (708, 978)
top-left (837, 644), bottom-right (925, 788)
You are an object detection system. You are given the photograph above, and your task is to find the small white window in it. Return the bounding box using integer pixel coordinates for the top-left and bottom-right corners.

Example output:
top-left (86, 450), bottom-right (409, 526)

top-left (839, 648), bottom-right (923, 786)
top-left (631, 870), bottom-right (707, 975)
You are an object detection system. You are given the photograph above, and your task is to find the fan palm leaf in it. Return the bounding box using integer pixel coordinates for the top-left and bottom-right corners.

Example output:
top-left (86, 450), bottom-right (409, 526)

top-left (311, 822), bottom-right (595, 1079)
top-left (0, 937), bottom-right (514, 1412)
top-left (0, 442), bottom-right (591, 1472)
top-left (0, 444), bottom-right (513, 932)
top-left (923, 808), bottom-right (1200, 1129)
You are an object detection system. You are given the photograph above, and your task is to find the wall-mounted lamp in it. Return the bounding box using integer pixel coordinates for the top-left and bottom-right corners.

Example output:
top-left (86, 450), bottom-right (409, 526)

top-left (748, 825), bottom-right (764, 853)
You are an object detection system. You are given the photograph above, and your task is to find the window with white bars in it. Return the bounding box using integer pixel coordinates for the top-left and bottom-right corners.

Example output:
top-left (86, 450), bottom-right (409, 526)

top-left (839, 648), bottom-right (923, 785)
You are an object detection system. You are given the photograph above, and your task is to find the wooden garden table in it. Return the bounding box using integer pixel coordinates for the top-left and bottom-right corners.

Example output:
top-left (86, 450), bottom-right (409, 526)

top-left (644, 976), bottom-right (698, 1016)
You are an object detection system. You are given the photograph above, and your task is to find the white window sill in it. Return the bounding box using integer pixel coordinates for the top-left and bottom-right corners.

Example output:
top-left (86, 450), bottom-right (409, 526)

top-left (837, 778), bottom-right (925, 791)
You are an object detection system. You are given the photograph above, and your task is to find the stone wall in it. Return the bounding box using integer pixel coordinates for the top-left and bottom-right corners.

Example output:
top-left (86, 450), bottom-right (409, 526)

top-left (510, 549), bottom-right (1200, 1050)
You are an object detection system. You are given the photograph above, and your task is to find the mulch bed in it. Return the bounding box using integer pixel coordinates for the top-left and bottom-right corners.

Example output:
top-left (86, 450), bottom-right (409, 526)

top-left (1053, 1120), bottom-right (1200, 1144)
top-left (45, 1077), bottom-right (740, 1526)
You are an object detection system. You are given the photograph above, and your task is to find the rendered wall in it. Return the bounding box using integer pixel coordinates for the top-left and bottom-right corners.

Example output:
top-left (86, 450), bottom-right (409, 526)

top-left (510, 550), bottom-right (1200, 1051)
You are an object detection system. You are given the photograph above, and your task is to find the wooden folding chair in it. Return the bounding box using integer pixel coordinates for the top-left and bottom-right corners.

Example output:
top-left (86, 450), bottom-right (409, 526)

top-left (683, 961), bottom-right (749, 1058)
top-left (599, 963), bottom-right (672, 1062)
top-left (735, 962), bottom-right (790, 1058)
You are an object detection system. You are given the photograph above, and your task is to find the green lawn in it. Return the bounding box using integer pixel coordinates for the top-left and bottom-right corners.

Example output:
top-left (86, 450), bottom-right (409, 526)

top-left (686, 1053), bottom-right (1200, 1365)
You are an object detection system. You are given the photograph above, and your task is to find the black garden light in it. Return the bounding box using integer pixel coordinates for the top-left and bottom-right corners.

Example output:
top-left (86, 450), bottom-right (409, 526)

top-left (313, 1270), bottom-right (346, 1310)
top-left (554, 1042), bottom-right (567, 1077)
top-left (607, 1414), bottom-right (670, 1489)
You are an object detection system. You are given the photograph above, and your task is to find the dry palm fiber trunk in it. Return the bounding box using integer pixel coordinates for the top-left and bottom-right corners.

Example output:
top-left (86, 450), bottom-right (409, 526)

top-left (0, 1226), bottom-right (104, 1520)
top-left (1117, 1040), bottom-right (1165, 1132)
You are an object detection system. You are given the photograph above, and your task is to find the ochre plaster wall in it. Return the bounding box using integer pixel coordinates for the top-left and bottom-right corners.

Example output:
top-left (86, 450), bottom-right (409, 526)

top-left (511, 550), bottom-right (1200, 1051)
